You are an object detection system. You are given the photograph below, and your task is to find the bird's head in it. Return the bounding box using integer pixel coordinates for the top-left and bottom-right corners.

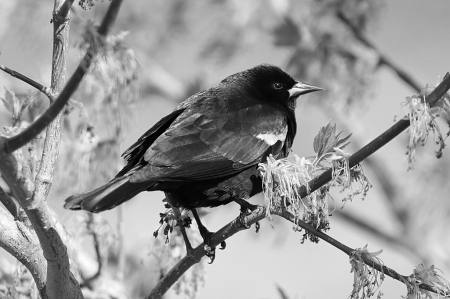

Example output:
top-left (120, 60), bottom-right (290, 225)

top-left (251, 64), bottom-right (323, 108)
top-left (223, 64), bottom-right (323, 110)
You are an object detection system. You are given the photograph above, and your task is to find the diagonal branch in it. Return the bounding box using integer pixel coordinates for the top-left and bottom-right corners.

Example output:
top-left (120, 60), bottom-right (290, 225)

top-left (336, 11), bottom-right (422, 93)
top-left (147, 73), bottom-right (450, 298)
top-left (147, 205), bottom-right (443, 298)
top-left (0, 208), bottom-right (47, 293)
top-left (1, 0), bottom-right (123, 155)
top-left (275, 209), bottom-right (442, 295)
top-left (0, 65), bottom-right (51, 97)
top-left (334, 210), bottom-right (429, 264)
top-left (300, 72), bottom-right (450, 198)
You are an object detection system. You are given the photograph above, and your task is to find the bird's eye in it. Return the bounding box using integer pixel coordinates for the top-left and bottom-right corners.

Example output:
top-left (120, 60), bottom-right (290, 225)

top-left (273, 82), bottom-right (283, 90)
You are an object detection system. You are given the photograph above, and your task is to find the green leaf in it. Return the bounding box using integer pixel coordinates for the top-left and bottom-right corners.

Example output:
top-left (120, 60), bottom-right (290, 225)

top-left (1, 87), bottom-right (15, 115)
top-left (313, 121), bottom-right (352, 158)
top-left (313, 121), bottom-right (336, 156)
top-left (20, 92), bottom-right (37, 115)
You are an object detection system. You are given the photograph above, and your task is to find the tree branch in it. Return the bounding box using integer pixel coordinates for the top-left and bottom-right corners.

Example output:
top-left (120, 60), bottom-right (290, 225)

top-left (147, 73), bottom-right (450, 298)
top-left (0, 0), bottom-right (124, 298)
top-left (0, 208), bottom-right (47, 297)
top-left (57, 0), bottom-right (75, 18)
top-left (300, 72), bottom-right (450, 198)
top-left (336, 11), bottom-right (422, 93)
top-left (1, 0), bottom-right (124, 155)
top-left (0, 65), bottom-right (51, 96)
top-left (147, 204), bottom-right (443, 298)
top-left (146, 206), bottom-right (265, 299)
top-left (275, 209), bottom-right (442, 295)
top-left (334, 210), bottom-right (429, 264)
top-left (0, 185), bottom-right (18, 219)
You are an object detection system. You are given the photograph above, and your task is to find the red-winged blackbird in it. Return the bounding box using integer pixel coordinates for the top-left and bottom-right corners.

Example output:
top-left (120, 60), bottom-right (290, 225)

top-left (65, 64), bottom-right (322, 256)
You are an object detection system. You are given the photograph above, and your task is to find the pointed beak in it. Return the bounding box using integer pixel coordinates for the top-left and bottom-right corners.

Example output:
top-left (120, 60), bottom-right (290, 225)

top-left (288, 81), bottom-right (324, 99)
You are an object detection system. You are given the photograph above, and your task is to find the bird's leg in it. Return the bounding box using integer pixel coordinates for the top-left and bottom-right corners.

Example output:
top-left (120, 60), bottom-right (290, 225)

top-left (234, 198), bottom-right (260, 232)
top-left (191, 209), bottom-right (226, 263)
top-left (171, 206), bottom-right (194, 254)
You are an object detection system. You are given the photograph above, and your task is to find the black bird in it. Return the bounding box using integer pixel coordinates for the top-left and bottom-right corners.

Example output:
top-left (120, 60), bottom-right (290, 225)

top-left (65, 64), bottom-right (322, 256)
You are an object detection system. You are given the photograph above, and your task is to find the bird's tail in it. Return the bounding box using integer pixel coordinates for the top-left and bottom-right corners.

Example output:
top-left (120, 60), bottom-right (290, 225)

top-left (64, 176), bottom-right (155, 212)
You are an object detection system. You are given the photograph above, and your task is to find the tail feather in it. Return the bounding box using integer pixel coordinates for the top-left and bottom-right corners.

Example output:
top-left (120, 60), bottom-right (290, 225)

top-left (64, 176), bottom-right (155, 212)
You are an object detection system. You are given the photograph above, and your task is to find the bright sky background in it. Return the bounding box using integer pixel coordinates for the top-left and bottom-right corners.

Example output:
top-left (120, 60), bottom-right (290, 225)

top-left (1, 1), bottom-right (450, 299)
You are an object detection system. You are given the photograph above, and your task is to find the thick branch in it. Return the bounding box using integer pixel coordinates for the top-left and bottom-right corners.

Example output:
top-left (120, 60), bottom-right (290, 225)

top-left (0, 208), bottom-right (47, 297)
top-left (0, 0), bottom-right (124, 298)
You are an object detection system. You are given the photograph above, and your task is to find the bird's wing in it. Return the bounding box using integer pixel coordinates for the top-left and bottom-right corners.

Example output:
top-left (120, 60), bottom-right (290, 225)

top-left (129, 99), bottom-right (289, 183)
top-left (116, 108), bottom-right (185, 177)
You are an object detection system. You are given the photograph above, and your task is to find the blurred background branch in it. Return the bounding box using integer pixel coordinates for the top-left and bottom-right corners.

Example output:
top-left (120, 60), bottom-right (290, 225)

top-left (1, 0), bottom-right (450, 298)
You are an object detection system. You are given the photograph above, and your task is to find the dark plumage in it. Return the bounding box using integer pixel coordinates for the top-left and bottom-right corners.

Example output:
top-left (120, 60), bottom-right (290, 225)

top-left (65, 64), bottom-right (322, 252)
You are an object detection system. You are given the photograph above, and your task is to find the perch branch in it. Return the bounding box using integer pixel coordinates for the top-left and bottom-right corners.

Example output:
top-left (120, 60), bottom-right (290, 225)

top-left (275, 209), bottom-right (442, 295)
top-left (147, 72), bottom-right (450, 298)
top-left (300, 72), bottom-right (450, 197)
top-left (147, 205), bottom-right (443, 298)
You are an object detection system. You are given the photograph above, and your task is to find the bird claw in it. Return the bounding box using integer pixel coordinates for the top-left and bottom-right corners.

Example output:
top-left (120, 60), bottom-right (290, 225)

top-left (202, 235), bottom-right (226, 263)
top-left (238, 212), bottom-right (251, 229)
top-left (255, 221), bottom-right (260, 233)
top-left (204, 244), bottom-right (216, 264)
top-left (219, 241), bottom-right (226, 250)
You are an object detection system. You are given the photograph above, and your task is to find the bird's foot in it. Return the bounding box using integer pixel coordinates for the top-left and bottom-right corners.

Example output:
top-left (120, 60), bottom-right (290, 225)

top-left (191, 209), bottom-right (226, 263)
top-left (198, 229), bottom-right (226, 264)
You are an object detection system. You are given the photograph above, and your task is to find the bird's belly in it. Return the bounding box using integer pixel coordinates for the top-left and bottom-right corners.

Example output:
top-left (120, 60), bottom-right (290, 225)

top-left (164, 166), bottom-right (262, 209)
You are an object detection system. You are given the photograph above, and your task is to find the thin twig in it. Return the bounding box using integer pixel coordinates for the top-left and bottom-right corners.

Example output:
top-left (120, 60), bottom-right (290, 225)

top-left (334, 210), bottom-right (429, 264)
top-left (1, 0), bottom-right (124, 154)
top-left (336, 11), bottom-right (422, 93)
top-left (82, 214), bottom-right (104, 287)
top-left (116, 205), bottom-right (126, 280)
top-left (0, 65), bottom-right (51, 96)
top-left (275, 209), bottom-right (443, 295)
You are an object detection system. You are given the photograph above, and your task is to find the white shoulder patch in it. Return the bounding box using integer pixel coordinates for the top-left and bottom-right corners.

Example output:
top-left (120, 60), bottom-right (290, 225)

top-left (255, 126), bottom-right (288, 146)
